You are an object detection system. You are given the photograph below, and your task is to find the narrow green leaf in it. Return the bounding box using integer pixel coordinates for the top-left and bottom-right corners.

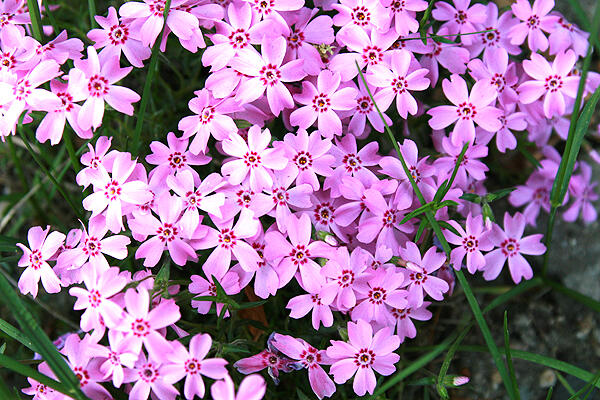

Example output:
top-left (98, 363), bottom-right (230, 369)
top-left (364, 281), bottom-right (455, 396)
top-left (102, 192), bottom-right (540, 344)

top-left (546, 386), bottom-right (554, 400)
top-left (436, 200), bottom-right (459, 210)
top-left (236, 300), bottom-right (267, 310)
top-left (0, 371), bottom-right (11, 398)
top-left (0, 236), bottom-right (19, 253)
top-left (504, 312), bottom-right (521, 400)
top-left (131, 0), bottom-right (173, 155)
top-left (88, 0), bottom-right (97, 28)
top-left (0, 274), bottom-right (89, 400)
top-left (459, 193), bottom-right (481, 203)
top-left (438, 220), bottom-right (460, 237)
top-left (437, 323), bottom-right (471, 399)
top-left (414, 219), bottom-right (428, 242)
top-left (418, 0), bottom-right (436, 44)
top-left (543, 279), bottom-right (600, 313)
top-left (431, 35), bottom-right (456, 44)
top-left (433, 179), bottom-right (449, 203)
top-left (438, 142), bottom-right (469, 201)
top-left (485, 188), bottom-right (516, 203)
top-left (400, 203), bottom-right (432, 224)
top-left (0, 318), bottom-right (39, 353)
top-left (26, 0), bottom-right (44, 43)
top-left (191, 295), bottom-right (219, 302)
top-left (0, 354), bottom-right (71, 396)
top-left (556, 370), bottom-right (578, 398)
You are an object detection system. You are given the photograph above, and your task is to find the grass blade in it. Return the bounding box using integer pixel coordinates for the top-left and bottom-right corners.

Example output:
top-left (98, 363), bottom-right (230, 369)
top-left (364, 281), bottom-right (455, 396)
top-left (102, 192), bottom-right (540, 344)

top-left (546, 386), bottom-right (554, 400)
top-left (0, 354), bottom-right (72, 396)
top-left (26, 0), bottom-right (44, 43)
top-left (0, 318), bottom-right (39, 353)
top-left (437, 142), bottom-right (469, 201)
top-left (0, 273), bottom-right (89, 400)
top-left (87, 0), bottom-right (97, 28)
top-left (437, 323), bottom-right (471, 399)
top-left (131, 0), bottom-right (172, 156)
top-left (543, 279), bottom-right (600, 313)
top-left (504, 311), bottom-right (521, 400)
top-left (555, 370), bottom-right (579, 399)
top-left (483, 277), bottom-right (543, 314)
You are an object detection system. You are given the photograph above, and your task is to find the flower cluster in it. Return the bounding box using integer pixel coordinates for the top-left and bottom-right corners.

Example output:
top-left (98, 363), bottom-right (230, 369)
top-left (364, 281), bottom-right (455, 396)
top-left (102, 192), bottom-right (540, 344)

top-left (3, 0), bottom-right (599, 398)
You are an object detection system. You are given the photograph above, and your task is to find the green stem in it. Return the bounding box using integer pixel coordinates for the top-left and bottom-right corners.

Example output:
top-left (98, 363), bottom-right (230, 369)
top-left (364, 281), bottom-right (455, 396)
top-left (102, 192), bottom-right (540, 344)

top-left (26, 0), bottom-right (44, 43)
top-left (88, 0), bottom-right (97, 28)
top-left (62, 130), bottom-right (81, 173)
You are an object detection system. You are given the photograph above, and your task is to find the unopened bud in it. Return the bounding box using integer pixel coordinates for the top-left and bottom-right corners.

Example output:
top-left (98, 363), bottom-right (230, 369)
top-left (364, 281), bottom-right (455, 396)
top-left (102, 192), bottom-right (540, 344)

top-left (452, 376), bottom-right (470, 386)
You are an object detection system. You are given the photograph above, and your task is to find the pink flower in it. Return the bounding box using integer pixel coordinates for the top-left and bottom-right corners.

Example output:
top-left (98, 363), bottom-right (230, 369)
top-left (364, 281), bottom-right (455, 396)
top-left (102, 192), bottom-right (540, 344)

top-left (483, 212), bottom-right (547, 283)
top-left (190, 270), bottom-right (241, 317)
top-left (366, 49), bottom-right (430, 118)
top-left (163, 334), bottom-right (228, 400)
top-left (352, 267), bottom-right (408, 326)
top-left (178, 89), bottom-right (240, 154)
top-left (509, 0), bottom-right (559, 52)
top-left (321, 247), bottom-right (370, 310)
top-left (399, 242), bottom-right (449, 307)
top-left (390, 302), bottom-right (432, 343)
top-left (332, 0), bottom-right (390, 32)
top-left (70, 46), bottom-right (140, 131)
top-left (97, 331), bottom-right (139, 388)
top-left (432, 0), bottom-right (487, 45)
top-left (287, 278), bottom-right (337, 329)
top-left (69, 266), bottom-right (127, 331)
top-left (348, 79), bottom-right (393, 135)
top-left (270, 334), bottom-right (336, 399)
top-left (327, 319), bottom-right (400, 396)
top-left (211, 375), bottom-right (266, 400)
top-left (76, 136), bottom-right (117, 188)
top-left (221, 125), bottom-right (288, 192)
top-left (129, 193), bottom-right (198, 267)
top-left (16, 226), bottom-right (64, 298)
top-left (82, 152), bottom-right (153, 233)
top-left (234, 344), bottom-right (297, 384)
top-left (444, 213), bottom-right (493, 273)
top-left (231, 36), bottom-right (305, 115)
top-left (127, 353), bottom-right (180, 400)
top-left (563, 162), bottom-right (598, 224)
top-left (87, 6), bottom-right (151, 68)
top-left (290, 69), bottom-right (358, 138)
top-left (386, 0), bottom-right (428, 36)
top-left (420, 26), bottom-right (470, 86)
top-left (467, 47), bottom-right (518, 107)
top-left (427, 73), bottom-right (502, 146)
top-left (434, 138), bottom-right (489, 187)
top-left (467, 3), bottom-right (520, 58)
top-left (519, 50), bottom-right (580, 119)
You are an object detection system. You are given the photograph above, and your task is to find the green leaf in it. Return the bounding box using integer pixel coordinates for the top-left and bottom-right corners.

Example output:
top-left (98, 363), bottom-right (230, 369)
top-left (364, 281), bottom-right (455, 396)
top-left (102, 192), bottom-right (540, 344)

top-left (236, 300), bottom-right (267, 310)
top-left (0, 353), bottom-right (72, 397)
top-left (414, 219), bottom-right (428, 242)
top-left (459, 193), bottom-right (481, 204)
top-left (0, 317), bottom-right (39, 353)
top-left (543, 279), bottom-right (600, 313)
top-left (482, 202), bottom-right (495, 223)
top-left (438, 221), bottom-right (460, 237)
top-left (431, 35), bottom-right (456, 44)
top-left (0, 274), bottom-right (89, 400)
top-left (485, 188), bottom-right (516, 203)
top-left (400, 203), bottom-right (433, 224)
top-left (26, 0), bottom-right (44, 43)
top-left (437, 323), bottom-right (472, 399)
top-left (504, 312), bottom-right (521, 400)
top-left (436, 200), bottom-right (459, 210)
top-left (437, 142), bottom-right (469, 201)
top-left (546, 386), bottom-right (554, 400)
top-left (0, 236), bottom-right (19, 253)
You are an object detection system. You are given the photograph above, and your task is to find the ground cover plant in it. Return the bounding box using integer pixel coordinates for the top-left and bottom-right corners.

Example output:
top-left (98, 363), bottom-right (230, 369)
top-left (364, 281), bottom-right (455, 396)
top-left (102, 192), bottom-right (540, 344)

top-left (0, 0), bottom-right (600, 398)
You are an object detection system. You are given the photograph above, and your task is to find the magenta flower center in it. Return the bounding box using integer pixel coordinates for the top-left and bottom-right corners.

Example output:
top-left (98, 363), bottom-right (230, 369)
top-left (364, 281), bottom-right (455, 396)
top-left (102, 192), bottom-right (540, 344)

top-left (56, 92), bottom-right (74, 112)
top-left (259, 63), bottom-right (281, 86)
top-left (391, 307), bottom-right (409, 319)
top-left (362, 46), bottom-right (382, 65)
top-left (149, 0), bottom-right (166, 16)
top-left (73, 367), bottom-right (90, 387)
top-left (408, 165), bottom-right (421, 182)
top-left (109, 351), bottom-right (120, 365)
top-left (491, 73), bottom-right (506, 91)
top-left (382, 209), bottom-right (397, 227)
top-left (29, 249), bottom-right (43, 270)
top-left (368, 287), bottom-right (387, 304)
top-left (287, 29), bottom-right (305, 49)
top-left (311, 93), bottom-right (331, 112)
top-left (500, 238), bottom-right (520, 257)
top-left (293, 151), bottom-right (313, 169)
top-left (139, 363), bottom-right (159, 382)
top-left (88, 75), bottom-right (109, 97)
top-left (300, 347), bottom-right (321, 368)
top-left (290, 245), bottom-right (310, 265)
top-left (338, 270), bottom-right (355, 287)
top-left (354, 349), bottom-right (376, 368)
top-left (481, 27), bottom-right (499, 45)
top-left (157, 223), bottom-right (178, 242)
top-left (409, 269), bottom-right (427, 285)
top-left (236, 189), bottom-right (254, 208)
top-left (391, 76), bottom-right (408, 94)
top-left (169, 151), bottom-right (187, 169)
top-left (229, 29), bottom-right (250, 48)
top-left (253, 0), bottom-right (274, 14)
top-left (109, 24), bottom-right (129, 45)
top-left (455, 10), bottom-right (467, 24)
top-left (457, 102), bottom-right (477, 120)
top-left (185, 358), bottom-right (201, 374)
top-left (132, 318), bottom-right (150, 337)
top-left (343, 153), bottom-right (363, 172)
top-left (1, 52), bottom-right (15, 69)
top-left (391, 0), bottom-right (406, 12)
top-left (272, 187), bottom-right (289, 205)
top-left (356, 96), bottom-right (373, 113)
top-left (351, 6), bottom-right (371, 26)
top-left (13, 79), bottom-right (31, 101)
top-left (185, 190), bottom-right (201, 208)
top-left (88, 289), bottom-right (102, 308)
top-left (0, 13), bottom-right (11, 26)
top-left (314, 203), bottom-right (335, 224)
top-left (200, 106), bottom-right (215, 123)
top-left (244, 150), bottom-right (262, 167)
top-left (219, 228), bottom-right (237, 248)
top-left (104, 180), bottom-right (122, 201)
top-left (84, 237), bottom-right (101, 256)
top-left (527, 15), bottom-right (540, 29)
top-left (311, 293), bottom-right (322, 304)
top-left (462, 235), bottom-right (479, 252)
top-left (544, 75), bottom-right (563, 92)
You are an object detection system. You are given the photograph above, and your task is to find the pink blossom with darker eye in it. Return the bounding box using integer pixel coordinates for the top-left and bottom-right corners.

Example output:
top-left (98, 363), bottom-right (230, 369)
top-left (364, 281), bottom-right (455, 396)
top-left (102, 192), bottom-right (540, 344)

top-left (332, 0), bottom-right (390, 32)
top-left (432, 0), bottom-right (487, 45)
top-left (348, 79), bottom-right (393, 136)
top-left (190, 270), bottom-right (241, 317)
top-left (468, 47), bottom-right (518, 107)
top-left (330, 25), bottom-right (398, 82)
top-left (126, 353), bottom-right (180, 400)
top-left (234, 342), bottom-right (298, 384)
top-left (428, 73), bottom-right (502, 146)
top-left (277, 129), bottom-right (335, 191)
top-left (304, 190), bottom-right (349, 240)
top-left (270, 334), bottom-right (336, 399)
top-left (548, 15), bottom-right (589, 57)
top-left (265, 173), bottom-right (313, 232)
top-left (483, 212), bottom-right (546, 284)
top-left (244, 228), bottom-right (280, 299)
top-left (16, 226), bottom-right (64, 298)
top-left (76, 136), bottom-right (117, 188)
top-left (385, 0), bottom-right (428, 36)
top-left (483, 106), bottom-right (528, 153)
top-left (399, 242), bottom-right (449, 307)
top-left (70, 46), bottom-right (140, 131)
top-left (563, 162), bottom-right (598, 224)
top-left (327, 319), bottom-right (400, 396)
top-left (509, 169), bottom-right (552, 226)
top-left (287, 278), bottom-right (338, 330)
top-left (68, 266), bottom-right (127, 331)
top-left (242, 0), bottom-right (305, 34)
top-left (221, 125), bottom-right (288, 192)
top-left (509, 0), bottom-right (559, 52)
top-left (365, 49), bottom-right (430, 118)
top-left (444, 213), bottom-right (493, 273)
top-left (31, 30), bottom-right (84, 66)
top-left (321, 246), bottom-right (371, 310)
top-left (0, 60), bottom-right (62, 135)
top-left (146, 131), bottom-right (211, 188)
top-left (335, 176), bottom-right (397, 228)
top-left (36, 78), bottom-right (92, 146)
top-left (211, 375), bottom-right (266, 400)
top-left (434, 138), bottom-right (489, 187)
top-left (231, 36), bottom-right (305, 116)
top-left (290, 69), bottom-right (358, 138)
top-left (82, 152), bottom-right (153, 233)
top-left (97, 331), bottom-right (139, 388)
top-left (519, 50), bottom-right (580, 119)
top-left (420, 26), bottom-right (471, 86)
top-left (163, 334), bottom-right (228, 400)
top-left (352, 267), bottom-right (408, 326)
top-left (87, 7), bottom-right (151, 68)
top-left (467, 3), bottom-right (520, 58)
top-left (178, 89), bottom-right (240, 155)
top-left (390, 302), bottom-right (433, 343)
top-left (129, 193), bottom-right (198, 268)
top-left (0, 0), bottom-right (30, 39)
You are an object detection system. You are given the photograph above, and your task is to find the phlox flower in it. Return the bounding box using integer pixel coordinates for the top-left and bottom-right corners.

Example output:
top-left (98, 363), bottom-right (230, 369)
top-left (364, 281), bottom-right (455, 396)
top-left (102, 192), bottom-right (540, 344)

top-left (399, 242), bottom-right (449, 307)
top-left (467, 47), bottom-right (519, 107)
top-left (0, 28), bottom-right (35, 74)
top-left (549, 15), bottom-right (589, 57)
top-left (563, 162), bottom-right (598, 224)
top-left (277, 129), bottom-right (334, 191)
top-left (327, 319), bottom-right (400, 396)
top-left (29, 30), bottom-right (84, 65)
top-left (519, 50), bottom-right (580, 119)
top-left (190, 270), bottom-right (241, 317)
top-left (428, 73), bottom-right (502, 146)
top-left (126, 353), bottom-right (180, 400)
top-left (76, 136), bottom-right (117, 188)
top-left (178, 89), bottom-right (240, 155)
top-left (16, 226), bottom-right (64, 298)
top-left (35, 78), bottom-right (92, 146)
top-left (486, 106), bottom-right (528, 153)
top-left (467, 2), bottom-right (520, 58)
top-left (390, 302), bottom-right (433, 343)
top-left (332, 0), bottom-right (390, 32)
top-left (113, 287), bottom-right (181, 363)
top-left (22, 363), bottom-right (58, 400)
top-left (365, 49), bottom-right (430, 118)
top-left (335, 176), bottom-right (397, 228)
top-left (0, 0), bottom-right (30, 39)
top-left (231, 36), bottom-right (306, 116)
top-left (119, 0), bottom-right (199, 48)
top-left (68, 265), bottom-right (127, 331)
top-left (163, 334), bottom-right (228, 400)
top-left (270, 334), bottom-right (336, 399)
top-left (264, 173), bottom-right (313, 233)
top-left (444, 213), bottom-right (493, 273)
top-left (234, 343), bottom-right (298, 384)
top-left (287, 275), bottom-right (337, 330)
top-left (419, 26), bottom-right (470, 86)
top-left (304, 190), bottom-right (350, 240)
top-left (290, 69), bottom-right (358, 138)
top-left (57, 215), bottom-right (130, 274)
top-left (70, 46), bottom-right (140, 131)
top-left (242, 0), bottom-right (304, 34)
top-left (321, 246), bottom-right (371, 310)
top-left (509, 0), bottom-right (559, 52)
top-left (348, 79), bottom-right (393, 136)
top-left (221, 125), bottom-right (288, 192)
top-left (244, 228), bottom-right (280, 299)
top-left (483, 212), bottom-right (546, 283)
top-left (82, 152), bottom-right (153, 233)
top-left (87, 7), bottom-right (151, 68)
top-left (432, 0), bottom-right (486, 45)
top-left (509, 171), bottom-right (552, 226)
top-left (352, 267), bottom-right (408, 326)
top-left (211, 375), bottom-right (266, 400)
top-left (434, 138), bottom-right (488, 187)
top-left (386, 0), bottom-right (428, 36)
top-left (0, 60), bottom-right (62, 135)
top-left (379, 139), bottom-right (435, 189)
top-left (146, 131), bottom-right (211, 189)
top-left (129, 193), bottom-right (198, 267)
top-left (97, 331), bottom-right (139, 388)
